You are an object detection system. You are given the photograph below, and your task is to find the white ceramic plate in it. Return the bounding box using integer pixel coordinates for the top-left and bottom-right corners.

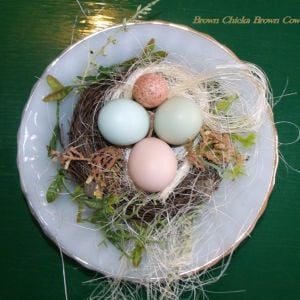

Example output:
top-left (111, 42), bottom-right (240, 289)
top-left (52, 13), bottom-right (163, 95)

top-left (17, 21), bottom-right (278, 281)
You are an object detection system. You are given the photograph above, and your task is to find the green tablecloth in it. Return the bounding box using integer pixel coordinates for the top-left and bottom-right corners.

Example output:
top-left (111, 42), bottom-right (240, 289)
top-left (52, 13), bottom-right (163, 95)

top-left (1, 0), bottom-right (299, 299)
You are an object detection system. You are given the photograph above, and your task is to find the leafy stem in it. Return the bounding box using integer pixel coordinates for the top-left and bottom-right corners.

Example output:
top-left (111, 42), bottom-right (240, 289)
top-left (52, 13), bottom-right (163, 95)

top-left (214, 94), bottom-right (238, 113)
top-left (77, 38), bottom-right (167, 88)
top-left (45, 75), bottom-right (68, 156)
top-left (127, 0), bottom-right (161, 23)
top-left (231, 132), bottom-right (256, 148)
top-left (97, 0), bottom-right (161, 56)
top-left (46, 170), bottom-right (65, 203)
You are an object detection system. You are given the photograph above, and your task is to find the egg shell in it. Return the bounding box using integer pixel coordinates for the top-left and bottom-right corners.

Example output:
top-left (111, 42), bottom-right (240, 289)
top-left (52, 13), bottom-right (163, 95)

top-left (154, 96), bottom-right (203, 145)
top-left (98, 99), bottom-right (150, 146)
top-left (128, 137), bottom-right (177, 192)
top-left (132, 73), bottom-right (169, 108)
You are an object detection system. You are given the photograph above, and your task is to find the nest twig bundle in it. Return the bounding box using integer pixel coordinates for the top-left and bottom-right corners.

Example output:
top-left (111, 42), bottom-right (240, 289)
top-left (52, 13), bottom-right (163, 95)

top-left (66, 78), bottom-right (221, 223)
top-left (68, 81), bottom-right (111, 183)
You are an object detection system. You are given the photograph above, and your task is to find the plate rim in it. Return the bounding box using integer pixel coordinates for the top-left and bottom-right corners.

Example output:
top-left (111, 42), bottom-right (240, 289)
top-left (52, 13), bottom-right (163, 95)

top-left (17, 20), bottom-right (279, 282)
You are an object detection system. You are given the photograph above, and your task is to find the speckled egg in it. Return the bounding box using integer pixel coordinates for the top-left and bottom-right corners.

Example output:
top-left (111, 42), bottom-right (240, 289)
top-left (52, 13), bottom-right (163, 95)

top-left (98, 98), bottom-right (150, 146)
top-left (128, 137), bottom-right (177, 192)
top-left (132, 73), bottom-right (169, 108)
top-left (154, 96), bottom-right (203, 145)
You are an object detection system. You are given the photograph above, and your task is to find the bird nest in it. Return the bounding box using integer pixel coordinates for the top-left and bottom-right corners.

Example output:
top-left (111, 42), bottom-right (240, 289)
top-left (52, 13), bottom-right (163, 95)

top-left (62, 79), bottom-right (221, 223)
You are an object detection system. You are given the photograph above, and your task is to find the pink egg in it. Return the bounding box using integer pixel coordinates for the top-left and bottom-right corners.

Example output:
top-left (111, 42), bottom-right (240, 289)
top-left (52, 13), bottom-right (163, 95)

top-left (128, 137), bottom-right (177, 192)
top-left (132, 73), bottom-right (168, 108)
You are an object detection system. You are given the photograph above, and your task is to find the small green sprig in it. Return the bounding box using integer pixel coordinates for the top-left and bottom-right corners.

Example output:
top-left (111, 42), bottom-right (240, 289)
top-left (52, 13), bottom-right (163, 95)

top-left (46, 170), bottom-right (65, 203)
top-left (44, 75), bottom-right (68, 156)
top-left (43, 75), bottom-right (73, 102)
top-left (215, 94), bottom-right (238, 113)
top-left (125, 0), bottom-right (161, 24)
top-left (98, 0), bottom-right (161, 55)
top-left (88, 195), bottom-right (138, 259)
top-left (232, 132), bottom-right (256, 148)
top-left (143, 38), bottom-right (156, 56)
top-left (72, 185), bottom-right (118, 210)
top-left (131, 243), bottom-right (144, 267)
top-left (224, 162), bottom-right (246, 180)
top-left (77, 38), bottom-right (167, 86)
top-left (87, 196), bottom-right (161, 267)
top-left (46, 74), bottom-right (64, 90)
top-left (45, 170), bottom-right (157, 266)
top-left (43, 86), bottom-right (73, 102)
top-left (47, 122), bottom-right (60, 157)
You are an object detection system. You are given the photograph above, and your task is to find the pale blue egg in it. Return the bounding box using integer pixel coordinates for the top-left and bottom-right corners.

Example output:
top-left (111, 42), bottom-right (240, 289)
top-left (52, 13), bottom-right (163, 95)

top-left (98, 98), bottom-right (150, 146)
top-left (154, 97), bottom-right (203, 145)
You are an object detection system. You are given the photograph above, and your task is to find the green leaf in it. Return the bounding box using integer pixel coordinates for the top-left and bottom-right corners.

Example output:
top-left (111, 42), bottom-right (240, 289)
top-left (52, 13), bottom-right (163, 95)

top-left (150, 50), bottom-right (168, 60)
top-left (131, 243), bottom-right (144, 267)
top-left (46, 75), bottom-right (64, 91)
top-left (72, 187), bottom-right (119, 210)
top-left (142, 38), bottom-right (155, 57)
top-left (215, 94), bottom-right (238, 112)
top-left (224, 163), bottom-right (246, 180)
top-left (42, 86), bottom-right (73, 102)
top-left (76, 201), bottom-right (84, 223)
top-left (232, 133), bottom-right (256, 148)
top-left (98, 65), bottom-right (116, 77)
top-left (84, 198), bottom-right (105, 209)
top-left (72, 185), bottom-right (99, 208)
top-left (46, 171), bottom-right (64, 203)
top-left (77, 75), bottom-right (97, 82)
top-left (136, 4), bottom-right (142, 12)
top-left (108, 195), bottom-right (120, 205)
top-left (47, 123), bottom-right (60, 157)
top-left (72, 185), bottom-right (86, 199)
top-left (46, 101), bottom-right (62, 154)
top-left (119, 57), bottom-right (138, 68)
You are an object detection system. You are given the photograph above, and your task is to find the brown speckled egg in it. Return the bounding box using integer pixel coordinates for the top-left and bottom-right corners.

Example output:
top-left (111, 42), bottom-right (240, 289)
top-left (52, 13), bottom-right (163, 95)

top-left (132, 73), bottom-right (168, 108)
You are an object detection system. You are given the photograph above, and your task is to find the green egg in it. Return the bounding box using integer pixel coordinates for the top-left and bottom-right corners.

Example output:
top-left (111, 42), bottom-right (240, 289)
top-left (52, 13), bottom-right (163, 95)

top-left (154, 97), bottom-right (203, 145)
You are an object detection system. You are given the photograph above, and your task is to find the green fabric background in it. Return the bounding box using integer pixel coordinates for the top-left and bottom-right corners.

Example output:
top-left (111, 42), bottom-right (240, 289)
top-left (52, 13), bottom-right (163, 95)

top-left (1, 0), bottom-right (299, 299)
